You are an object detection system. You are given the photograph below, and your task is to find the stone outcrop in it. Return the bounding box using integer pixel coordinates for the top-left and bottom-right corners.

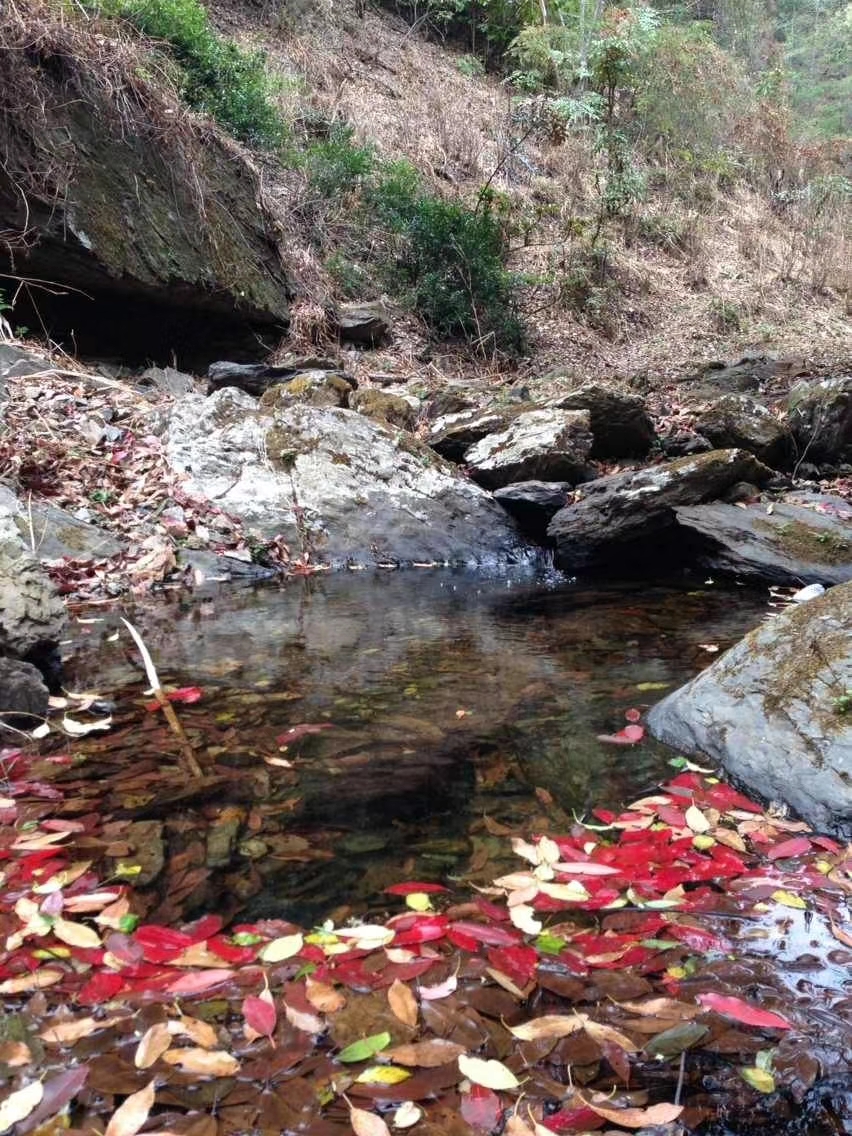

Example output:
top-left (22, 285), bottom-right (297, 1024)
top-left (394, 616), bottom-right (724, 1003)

top-left (465, 409), bottom-right (593, 490)
top-left (0, 510), bottom-right (67, 659)
top-left (647, 582), bottom-right (852, 838)
top-left (786, 376), bottom-right (852, 464)
top-left (547, 382), bottom-right (655, 458)
top-left (0, 5), bottom-right (290, 367)
top-left (691, 394), bottom-right (793, 469)
top-left (547, 449), bottom-right (774, 572)
top-left (160, 388), bottom-right (530, 567)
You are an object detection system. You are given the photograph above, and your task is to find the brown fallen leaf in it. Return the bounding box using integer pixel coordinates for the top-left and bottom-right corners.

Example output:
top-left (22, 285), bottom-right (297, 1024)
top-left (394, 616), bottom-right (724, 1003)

top-left (349, 1103), bottom-right (391, 1136)
top-left (617, 998), bottom-right (701, 1020)
top-left (284, 1002), bottom-right (323, 1035)
top-left (168, 1017), bottom-right (219, 1049)
top-left (305, 976), bottom-right (347, 1013)
top-left (386, 1039), bottom-right (467, 1067)
top-left (40, 1014), bottom-right (125, 1045)
top-left (508, 1014), bottom-right (587, 1041)
top-left (135, 1022), bottom-right (172, 1068)
top-left (582, 1019), bottom-right (639, 1053)
top-left (0, 970), bottom-right (64, 994)
top-left (388, 978), bottom-right (419, 1027)
top-left (580, 1096), bottom-right (683, 1129)
top-left (162, 1048), bottom-right (240, 1076)
top-left (0, 1041), bottom-right (32, 1066)
top-left (104, 1079), bottom-right (156, 1136)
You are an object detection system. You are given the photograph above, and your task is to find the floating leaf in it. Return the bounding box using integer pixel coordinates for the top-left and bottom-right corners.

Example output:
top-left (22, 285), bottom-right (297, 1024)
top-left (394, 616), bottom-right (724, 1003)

top-left (643, 1022), bottom-right (709, 1060)
top-left (741, 1066), bottom-right (776, 1093)
top-left (348, 1103), bottom-right (391, 1136)
top-left (168, 969), bottom-right (232, 996)
top-left (355, 1065), bottom-right (412, 1085)
top-left (771, 890), bottom-right (807, 910)
top-left (243, 992), bottom-right (277, 1040)
top-left (458, 1054), bottom-right (520, 1090)
top-left (388, 978), bottom-right (418, 1027)
top-left (306, 977), bottom-right (346, 1013)
top-left (405, 893), bottom-right (434, 912)
top-left (259, 932), bottom-right (304, 961)
top-left (284, 1002), bottom-right (324, 1035)
top-left (387, 1040), bottom-right (466, 1067)
top-left (41, 1015), bottom-right (124, 1045)
top-left (696, 994), bottom-right (791, 1030)
top-left (0, 969), bottom-right (63, 994)
top-left (685, 805), bottom-right (711, 833)
top-left (583, 1019), bottom-right (638, 1053)
top-left (393, 1102), bottom-right (423, 1128)
top-left (580, 1097), bottom-right (683, 1128)
top-left (104, 1079), bottom-right (155, 1136)
top-left (0, 1080), bottom-right (44, 1131)
top-left (338, 1032), bottom-right (392, 1063)
top-left (508, 1015), bottom-right (586, 1041)
top-left (162, 1048), bottom-right (240, 1076)
top-left (135, 1022), bottom-right (172, 1068)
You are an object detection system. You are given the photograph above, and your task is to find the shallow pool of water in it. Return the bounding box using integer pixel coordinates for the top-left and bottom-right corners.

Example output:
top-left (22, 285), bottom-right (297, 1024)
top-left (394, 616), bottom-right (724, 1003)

top-left (64, 567), bottom-right (772, 924)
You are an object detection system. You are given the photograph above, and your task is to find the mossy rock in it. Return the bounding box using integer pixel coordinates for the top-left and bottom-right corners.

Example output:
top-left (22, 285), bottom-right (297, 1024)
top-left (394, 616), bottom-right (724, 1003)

top-left (259, 372), bottom-right (354, 411)
top-left (349, 389), bottom-right (417, 431)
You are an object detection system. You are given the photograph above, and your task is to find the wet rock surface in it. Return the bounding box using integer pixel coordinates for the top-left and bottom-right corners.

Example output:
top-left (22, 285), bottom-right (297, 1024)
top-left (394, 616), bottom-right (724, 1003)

top-left (465, 408), bottom-right (593, 490)
top-left (0, 507), bottom-right (67, 658)
top-left (647, 581), bottom-right (852, 837)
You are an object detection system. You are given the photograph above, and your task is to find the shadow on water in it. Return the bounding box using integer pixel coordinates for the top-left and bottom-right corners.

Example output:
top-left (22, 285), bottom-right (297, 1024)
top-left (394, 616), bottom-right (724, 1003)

top-left (63, 567), bottom-right (772, 926)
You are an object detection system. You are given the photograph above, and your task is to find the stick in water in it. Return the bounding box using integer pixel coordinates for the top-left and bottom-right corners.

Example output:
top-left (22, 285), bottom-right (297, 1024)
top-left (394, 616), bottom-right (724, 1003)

top-left (120, 617), bottom-right (203, 779)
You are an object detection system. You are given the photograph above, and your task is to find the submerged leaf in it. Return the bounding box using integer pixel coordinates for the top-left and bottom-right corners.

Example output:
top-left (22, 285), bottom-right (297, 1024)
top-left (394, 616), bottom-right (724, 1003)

top-left (697, 994), bottom-right (791, 1030)
top-left (741, 1066), bottom-right (776, 1093)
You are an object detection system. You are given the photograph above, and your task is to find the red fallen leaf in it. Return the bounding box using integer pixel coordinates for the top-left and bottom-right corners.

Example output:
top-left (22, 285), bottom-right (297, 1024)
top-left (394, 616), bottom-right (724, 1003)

top-left (767, 836), bottom-right (812, 860)
top-left (697, 993), bottom-right (792, 1029)
top-left (135, 925), bottom-right (193, 963)
top-left (384, 883), bottom-right (450, 896)
top-left (208, 935), bottom-right (259, 965)
top-left (666, 925), bottom-right (732, 953)
top-left (657, 806), bottom-right (687, 827)
top-left (168, 969), bottom-right (233, 996)
top-left (275, 723), bottom-right (334, 746)
top-left (597, 724), bottom-right (644, 745)
top-left (592, 809), bottom-right (616, 824)
top-left (393, 919), bottom-right (450, 947)
top-left (449, 922), bottom-right (522, 947)
top-left (539, 1105), bottom-right (605, 1132)
top-left (77, 972), bottom-right (125, 1005)
top-left (699, 783), bottom-right (763, 813)
top-left (487, 946), bottom-right (538, 988)
top-left (624, 708), bottom-right (642, 722)
top-left (460, 1084), bottom-right (503, 1131)
top-left (812, 835), bottom-right (842, 853)
top-left (182, 914), bottom-right (224, 943)
top-left (447, 927), bottom-right (481, 952)
top-left (143, 686), bottom-right (203, 712)
top-left (474, 897), bottom-right (511, 923)
top-left (243, 993), bottom-right (277, 1038)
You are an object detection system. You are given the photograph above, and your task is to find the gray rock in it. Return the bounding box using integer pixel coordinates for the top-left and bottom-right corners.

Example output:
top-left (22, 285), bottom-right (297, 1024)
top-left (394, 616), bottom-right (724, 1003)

top-left (139, 366), bottom-right (196, 398)
top-left (177, 550), bottom-right (279, 584)
top-left (465, 409), bottom-right (593, 490)
top-left (258, 371), bottom-right (355, 410)
top-left (335, 301), bottom-right (391, 347)
top-left (493, 481), bottom-right (572, 541)
top-left (0, 656), bottom-right (49, 723)
top-left (647, 582), bottom-right (852, 837)
top-left (692, 394), bottom-right (793, 469)
top-left (0, 485), bottom-right (124, 562)
top-left (786, 376), bottom-right (852, 463)
top-left (674, 498), bottom-right (852, 586)
top-left (349, 389), bottom-right (418, 431)
top-left (161, 388), bottom-right (530, 568)
top-left (682, 355), bottom-right (777, 398)
top-left (207, 361), bottom-right (356, 399)
top-left (427, 409), bottom-right (516, 463)
top-left (0, 510), bottom-right (66, 657)
top-left (548, 449), bottom-right (774, 572)
top-left (0, 344), bottom-right (52, 382)
top-left (547, 382), bottom-right (655, 458)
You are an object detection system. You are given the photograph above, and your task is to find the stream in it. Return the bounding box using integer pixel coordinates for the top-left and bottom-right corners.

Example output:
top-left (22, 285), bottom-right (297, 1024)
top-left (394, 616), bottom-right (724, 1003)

top-left (62, 567), bottom-right (772, 926)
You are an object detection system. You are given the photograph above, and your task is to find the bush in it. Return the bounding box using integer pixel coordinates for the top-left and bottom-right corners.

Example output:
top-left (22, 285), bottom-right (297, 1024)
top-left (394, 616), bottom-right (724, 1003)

top-left (304, 125), bottom-right (375, 196)
top-left (91, 0), bottom-right (285, 146)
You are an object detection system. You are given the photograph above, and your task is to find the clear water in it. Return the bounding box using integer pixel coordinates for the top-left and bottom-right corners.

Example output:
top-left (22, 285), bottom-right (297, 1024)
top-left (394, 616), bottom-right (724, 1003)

top-left (63, 567), bottom-right (772, 924)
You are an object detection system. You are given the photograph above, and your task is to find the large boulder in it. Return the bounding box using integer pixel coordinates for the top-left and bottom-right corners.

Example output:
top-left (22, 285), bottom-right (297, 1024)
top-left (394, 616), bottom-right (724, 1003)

top-left (427, 409), bottom-right (517, 463)
top-left (785, 376), bottom-right (852, 464)
top-left (547, 449), bottom-right (774, 572)
top-left (0, 5), bottom-right (290, 367)
top-left (547, 382), bottom-right (655, 458)
top-left (493, 481), bottom-right (573, 542)
top-left (0, 657), bottom-right (50, 724)
top-left (465, 409), bottom-right (593, 490)
top-left (0, 511), bottom-right (66, 658)
top-left (691, 394), bottom-right (793, 469)
top-left (674, 496), bottom-right (852, 585)
top-left (160, 388), bottom-right (530, 567)
top-left (647, 583), bottom-right (852, 838)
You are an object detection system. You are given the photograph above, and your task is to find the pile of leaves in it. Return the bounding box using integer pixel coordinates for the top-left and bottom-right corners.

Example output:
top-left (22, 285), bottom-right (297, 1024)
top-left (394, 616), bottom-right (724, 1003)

top-left (1, 737), bottom-right (850, 1136)
top-left (0, 369), bottom-right (290, 598)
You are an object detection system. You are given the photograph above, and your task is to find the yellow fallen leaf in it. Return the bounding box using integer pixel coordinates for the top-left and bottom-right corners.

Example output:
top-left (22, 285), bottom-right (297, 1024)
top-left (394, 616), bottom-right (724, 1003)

top-left (405, 892), bottom-right (433, 912)
top-left (741, 1066), bottom-right (776, 1093)
top-left (771, 890), bottom-right (807, 910)
top-left (355, 1065), bottom-right (412, 1085)
top-left (458, 1054), bottom-right (520, 1090)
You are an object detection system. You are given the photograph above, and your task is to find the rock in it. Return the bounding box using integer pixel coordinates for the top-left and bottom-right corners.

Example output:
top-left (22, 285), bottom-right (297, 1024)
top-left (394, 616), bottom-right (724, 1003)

top-left (427, 409), bottom-right (516, 463)
top-left (660, 431), bottom-right (713, 458)
top-left (161, 388), bottom-right (530, 567)
top-left (691, 394), bottom-right (793, 469)
top-left (493, 481), bottom-right (572, 542)
top-left (547, 382), bottom-right (655, 458)
top-left (0, 657), bottom-right (49, 723)
top-left (465, 409), bottom-right (594, 490)
top-left (423, 387), bottom-right (476, 421)
top-left (647, 582), bottom-right (852, 837)
top-left (548, 449), bottom-right (774, 573)
top-left (349, 388), bottom-right (417, 431)
top-left (0, 509), bottom-right (67, 658)
top-left (334, 301), bottom-right (391, 347)
top-left (177, 550), bottom-right (278, 584)
top-left (785, 376), bottom-right (852, 463)
top-left (0, 344), bottom-right (52, 382)
top-left (138, 366), bottom-right (196, 398)
top-left (208, 361), bottom-right (356, 399)
top-left (674, 497), bottom-right (852, 585)
top-left (259, 371), bottom-right (354, 410)
top-left (0, 485), bottom-right (124, 562)
top-left (682, 355), bottom-right (777, 398)
top-left (0, 6), bottom-right (291, 366)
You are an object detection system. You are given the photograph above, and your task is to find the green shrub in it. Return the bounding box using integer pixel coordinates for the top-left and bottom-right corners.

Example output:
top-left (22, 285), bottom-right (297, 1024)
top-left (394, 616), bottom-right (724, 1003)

top-left (90, 0), bottom-right (285, 146)
top-left (304, 125), bottom-right (375, 196)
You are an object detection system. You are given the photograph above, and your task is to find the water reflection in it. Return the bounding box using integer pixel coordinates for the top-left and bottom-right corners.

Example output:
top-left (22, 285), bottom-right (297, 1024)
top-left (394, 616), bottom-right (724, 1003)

top-left (64, 569), bottom-right (770, 923)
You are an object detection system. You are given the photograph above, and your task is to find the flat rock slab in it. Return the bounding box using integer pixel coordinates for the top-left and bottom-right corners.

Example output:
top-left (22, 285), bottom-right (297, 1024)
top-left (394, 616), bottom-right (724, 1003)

top-left (547, 448), bottom-right (773, 572)
top-left (0, 486), bottom-right (124, 563)
top-left (675, 499), bottom-right (852, 585)
top-left (647, 582), bottom-right (852, 838)
top-left (465, 409), bottom-right (593, 490)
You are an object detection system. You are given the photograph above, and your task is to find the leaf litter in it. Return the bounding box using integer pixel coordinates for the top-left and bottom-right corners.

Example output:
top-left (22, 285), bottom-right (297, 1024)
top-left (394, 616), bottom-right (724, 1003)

top-left (0, 738), bottom-right (849, 1135)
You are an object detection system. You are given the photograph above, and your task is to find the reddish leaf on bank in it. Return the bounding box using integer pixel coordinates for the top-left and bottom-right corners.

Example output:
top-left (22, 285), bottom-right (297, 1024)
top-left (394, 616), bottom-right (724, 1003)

top-left (460, 1084), bottom-right (504, 1130)
top-left (77, 972), bottom-right (125, 1005)
top-left (697, 993), bottom-right (792, 1029)
top-left (767, 836), bottom-right (812, 860)
top-left (385, 882), bottom-right (450, 896)
top-left (243, 993), bottom-right (277, 1039)
top-left (596, 724), bottom-right (645, 745)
